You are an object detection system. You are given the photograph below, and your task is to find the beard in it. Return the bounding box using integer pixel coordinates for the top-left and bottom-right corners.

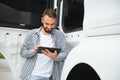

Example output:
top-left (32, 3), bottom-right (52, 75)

top-left (43, 26), bottom-right (54, 33)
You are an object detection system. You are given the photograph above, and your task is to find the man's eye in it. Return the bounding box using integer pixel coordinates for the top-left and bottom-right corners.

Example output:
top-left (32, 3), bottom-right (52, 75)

top-left (45, 23), bottom-right (55, 26)
top-left (45, 23), bottom-right (49, 25)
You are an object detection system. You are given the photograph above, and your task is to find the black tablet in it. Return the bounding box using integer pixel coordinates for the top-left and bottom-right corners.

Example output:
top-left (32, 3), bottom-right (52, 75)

top-left (37, 47), bottom-right (61, 54)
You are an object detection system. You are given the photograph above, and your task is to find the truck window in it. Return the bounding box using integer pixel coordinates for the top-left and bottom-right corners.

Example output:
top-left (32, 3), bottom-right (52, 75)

top-left (62, 0), bottom-right (84, 33)
top-left (0, 0), bottom-right (54, 29)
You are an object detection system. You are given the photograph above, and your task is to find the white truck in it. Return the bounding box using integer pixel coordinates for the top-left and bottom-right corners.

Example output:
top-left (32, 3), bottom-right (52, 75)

top-left (60, 0), bottom-right (120, 80)
top-left (0, 0), bottom-right (120, 80)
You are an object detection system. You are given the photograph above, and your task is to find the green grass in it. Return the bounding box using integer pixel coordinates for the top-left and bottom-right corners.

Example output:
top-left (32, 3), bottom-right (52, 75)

top-left (0, 53), bottom-right (5, 59)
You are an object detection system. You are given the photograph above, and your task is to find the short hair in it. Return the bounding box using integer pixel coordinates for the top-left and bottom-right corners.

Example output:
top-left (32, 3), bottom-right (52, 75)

top-left (42, 8), bottom-right (57, 18)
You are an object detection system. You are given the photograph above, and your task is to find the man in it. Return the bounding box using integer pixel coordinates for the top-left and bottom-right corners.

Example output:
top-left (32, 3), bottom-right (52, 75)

top-left (20, 8), bottom-right (68, 80)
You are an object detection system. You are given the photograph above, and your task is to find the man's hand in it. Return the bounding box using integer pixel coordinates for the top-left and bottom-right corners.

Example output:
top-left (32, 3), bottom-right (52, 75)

top-left (34, 45), bottom-right (40, 54)
top-left (41, 49), bottom-right (57, 59)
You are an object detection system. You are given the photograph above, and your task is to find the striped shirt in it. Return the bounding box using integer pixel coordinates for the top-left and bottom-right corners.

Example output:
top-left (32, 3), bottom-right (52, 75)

top-left (20, 27), bottom-right (68, 80)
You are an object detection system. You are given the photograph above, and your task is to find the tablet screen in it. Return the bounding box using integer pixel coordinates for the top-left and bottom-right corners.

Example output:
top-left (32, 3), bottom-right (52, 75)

top-left (37, 47), bottom-right (61, 54)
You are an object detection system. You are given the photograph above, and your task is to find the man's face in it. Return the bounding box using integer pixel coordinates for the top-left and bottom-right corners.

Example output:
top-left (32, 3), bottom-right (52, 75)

top-left (42, 15), bottom-right (56, 33)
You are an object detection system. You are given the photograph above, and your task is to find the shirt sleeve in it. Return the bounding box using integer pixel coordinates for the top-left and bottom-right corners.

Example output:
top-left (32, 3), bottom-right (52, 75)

top-left (20, 30), bottom-right (36, 58)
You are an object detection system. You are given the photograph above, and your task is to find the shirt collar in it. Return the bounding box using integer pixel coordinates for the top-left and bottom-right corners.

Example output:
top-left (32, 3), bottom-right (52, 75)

top-left (34, 26), bottom-right (56, 35)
